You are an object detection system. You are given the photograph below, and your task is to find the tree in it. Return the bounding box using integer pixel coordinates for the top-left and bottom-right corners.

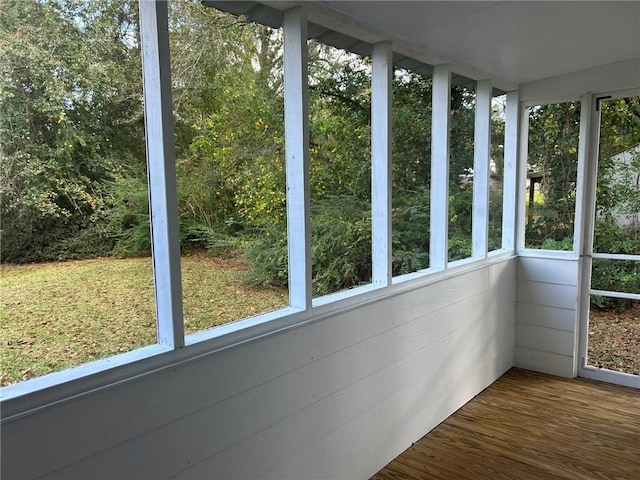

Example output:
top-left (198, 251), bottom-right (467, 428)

top-left (171, 4), bottom-right (285, 248)
top-left (0, 0), bottom-right (144, 262)
top-left (525, 101), bottom-right (581, 248)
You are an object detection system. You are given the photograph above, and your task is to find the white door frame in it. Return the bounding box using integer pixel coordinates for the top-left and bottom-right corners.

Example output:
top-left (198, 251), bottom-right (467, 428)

top-left (577, 88), bottom-right (640, 388)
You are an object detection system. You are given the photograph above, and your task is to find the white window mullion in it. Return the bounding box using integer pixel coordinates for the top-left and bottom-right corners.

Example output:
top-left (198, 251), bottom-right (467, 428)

top-left (573, 92), bottom-right (594, 257)
top-left (283, 7), bottom-right (312, 310)
top-left (371, 42), bottom-right (393, 286)
top-left (472, 79), bottom-right (492, 258)
top-left (430, 64), bottom-right (451, 271)
top-left (502, 90), bottom-right (520, 251)
top-left (139, 0), bottom-right (184, 348)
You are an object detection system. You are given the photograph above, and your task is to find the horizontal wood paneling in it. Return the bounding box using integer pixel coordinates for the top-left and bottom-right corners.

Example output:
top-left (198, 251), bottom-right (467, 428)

top-left (517, 257), bottom-right (578, 286)
top-left (517, 281), bottom-right (577, 309)
top-left (516, 323), bottom-right (575, 356)
top-left (517, 303), bottom-right (576, 332)
top-left (2, 259), bottom-right (516, 480)
top-left (175, 299), bottom-right (516, 479)
top-left (515, 257), bottom-right (580, 378)
top-left (515, 347), bottom-right (575, 378)
top-left (321, 310), bottom-right (515, 480)
top-left (5, 273), bottom-right (489, 478)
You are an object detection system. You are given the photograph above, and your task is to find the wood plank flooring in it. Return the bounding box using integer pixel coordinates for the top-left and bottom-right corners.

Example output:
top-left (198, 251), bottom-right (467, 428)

top-left (372, 368), bottom-right (640, 479)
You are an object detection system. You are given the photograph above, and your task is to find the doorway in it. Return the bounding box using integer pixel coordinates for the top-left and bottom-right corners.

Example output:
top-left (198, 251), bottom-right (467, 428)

top-left (579, 91), bottom-right (639, 387)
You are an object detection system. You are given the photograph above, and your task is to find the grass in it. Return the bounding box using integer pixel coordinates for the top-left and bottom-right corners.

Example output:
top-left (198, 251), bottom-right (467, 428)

top-left (0, 254), bottom-right (287, 386)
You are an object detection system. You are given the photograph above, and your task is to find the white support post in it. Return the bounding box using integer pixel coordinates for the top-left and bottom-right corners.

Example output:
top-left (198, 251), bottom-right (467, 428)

top-left (430, 64), bottom-right (451, 271)
top-left (576, 92), bottom-right (597, 377)
top-left (139, 0), bottom-right (184, 348)
top-left (283, 7), bottom-right (312, 310)
top-left (573, 92), bottom-right (594, 257)
top-left (371, 42), bottom-right (393, 285)
top-left (502, 90), bottom-right (520, 251)
top-left (472, 79), bottom-right (492, 258)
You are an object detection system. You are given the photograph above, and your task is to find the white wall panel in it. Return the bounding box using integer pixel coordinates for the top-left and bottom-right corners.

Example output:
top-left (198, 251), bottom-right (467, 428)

top-left (515, 347), bottom-right (575, 378)
top-left (518, 257), bottom-right (578, 286)
top-left (515, 257), bottom-right (580, 378)
top-left (516, 323), bottom-right (575, 357)
top-left (517, 281), bottom-right (577, 310)
top-left (517, 303), bottom-right (576, 332)
top-left (264, 306), bottom-right (515, 480)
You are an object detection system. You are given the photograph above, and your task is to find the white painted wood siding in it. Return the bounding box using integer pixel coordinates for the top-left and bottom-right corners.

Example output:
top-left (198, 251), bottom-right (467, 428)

top-left (515, 257), bottom-right (579, 378)
top-left (1, 259), bottom-right (515, 480)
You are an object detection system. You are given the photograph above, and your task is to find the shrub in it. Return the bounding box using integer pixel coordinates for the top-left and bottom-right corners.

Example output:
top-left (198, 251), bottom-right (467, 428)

top-left (591, 220), bottom-right (640, 311)
top-left (310, 198), bottom-right (372, 296)
top-left (106, 175), bottom-right (151, 256)
top-left (392, 186), bottom-right (430, 275)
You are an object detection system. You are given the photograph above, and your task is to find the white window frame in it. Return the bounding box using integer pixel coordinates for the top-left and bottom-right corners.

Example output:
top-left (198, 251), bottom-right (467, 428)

top-left (430, 64), bottom-right (451, 272)
top-left (471, 79), bottom-right (492, 260)
top-left (517, 95), bottom-right (583, 260)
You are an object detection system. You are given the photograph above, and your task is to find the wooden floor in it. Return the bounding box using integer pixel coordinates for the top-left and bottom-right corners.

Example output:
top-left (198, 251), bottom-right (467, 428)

top-left (372, 368), bottom-right (640, 479)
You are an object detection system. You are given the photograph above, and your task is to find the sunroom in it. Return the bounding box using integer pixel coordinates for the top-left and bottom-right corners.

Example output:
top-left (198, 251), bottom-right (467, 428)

top-left (1, 1), bottom-right (639, 479)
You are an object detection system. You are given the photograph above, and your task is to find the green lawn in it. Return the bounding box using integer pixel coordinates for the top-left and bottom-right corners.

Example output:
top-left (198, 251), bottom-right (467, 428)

top-left (0, 255), bottom-right (287, 386)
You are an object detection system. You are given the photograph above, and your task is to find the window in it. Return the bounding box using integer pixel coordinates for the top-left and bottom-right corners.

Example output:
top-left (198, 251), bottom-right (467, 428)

top-left (1, 2), bottom-right (514, 392)
top-left (308, 40), bottom-right (372, 297)
top-left (448, 82), bottom-right (476, 262)
top-left (489, 94), bottom-right (506, 251)
top-left (524, 100), bottom-right (581, 250)
top-left (0, 0), bottom-right (154, 385)
top-left (169, 1), bottom-right (289, 334)
top-left (391, 67), bottom-right (432, 276)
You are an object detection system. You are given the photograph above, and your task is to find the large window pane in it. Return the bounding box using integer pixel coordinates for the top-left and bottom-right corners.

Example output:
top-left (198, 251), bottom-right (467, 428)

top-left (308, 41), bottom-right (372, 297)
top-left (524, 101), bottom-right (581, 250)
top-left (593, 97), bottom-right (640, 256)
top-left (1, 0), bottom-right (154, 385)
top-left (489, 94), bottom-right (506, 251)
top-left (448, 83), bottom-right (476, 262)
top-left (391, 68), bottom-right (432, 276)
top-left (170, 1), bottom-right (288, 334)
top-left (586, 95), bottom-right (639, 376)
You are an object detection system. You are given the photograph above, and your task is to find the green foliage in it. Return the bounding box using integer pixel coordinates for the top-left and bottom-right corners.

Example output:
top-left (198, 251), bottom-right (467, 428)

top-left (392, 71), bottom-right (432, 191)
top-left (311, 197), bottom-right (372, 296)
top-left (449, 86), bottom-right (476, 184)
top-left (0, 0), bottom-right (144, 262)
top-left (591, 221), bottom-right (640, 312)
top-left (391, 71), bottom-right (432, 273)
top-left (392, 186), bottom-right (430, 275)
top-left (488, 192), bottom-right (504, 251)
top-left (106, 174), bottom-right (151, 256)
top-left (448, 181), bottom-right (473, 261)
top-left (243, 224), bottom-right (288, 289)
top-left (243, 196), bottom-right (373, 296)
top-left (173, 6), bottom-right (286, 257)
top-left (525, 102), bottom-right (580, 248)
top-left (539, 237), bottom-right (573, 251)
top-left (591, 263), bottom-right (640, 313)
top-left (594, 221), bottom-right (640, 256)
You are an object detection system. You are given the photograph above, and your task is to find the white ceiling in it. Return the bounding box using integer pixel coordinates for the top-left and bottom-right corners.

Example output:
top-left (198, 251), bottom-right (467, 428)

top-left (315, 1), bottom-right (640, 86)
